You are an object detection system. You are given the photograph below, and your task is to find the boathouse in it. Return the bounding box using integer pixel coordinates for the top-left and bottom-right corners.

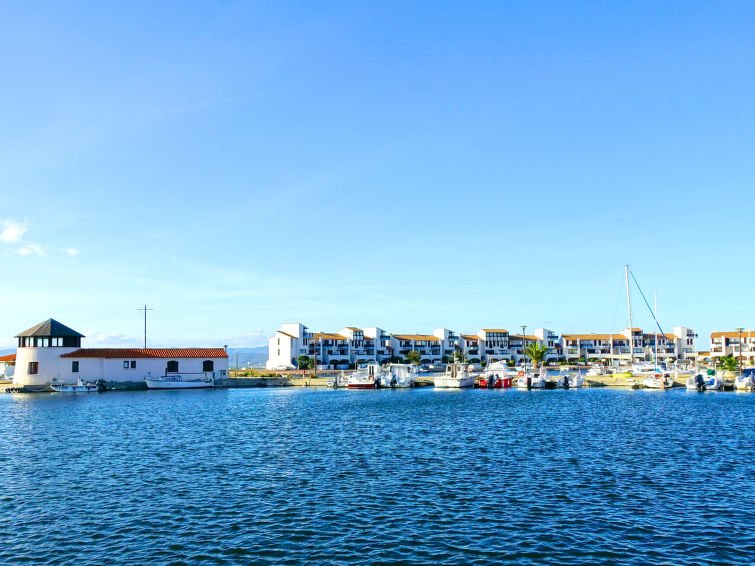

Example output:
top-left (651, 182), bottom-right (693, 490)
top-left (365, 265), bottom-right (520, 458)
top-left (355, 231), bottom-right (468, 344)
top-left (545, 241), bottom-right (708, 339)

top-left (12, 318), bottom-right (228, 388)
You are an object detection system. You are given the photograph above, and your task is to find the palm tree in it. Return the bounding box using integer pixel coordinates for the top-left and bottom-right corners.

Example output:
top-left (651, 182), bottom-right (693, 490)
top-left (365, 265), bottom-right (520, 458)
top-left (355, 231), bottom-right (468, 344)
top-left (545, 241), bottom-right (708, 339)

top-left (405, 349), bottom-right (422, 366)
top-left (720, 356), bottom-right (739, 372)
top-left (525, 343), bottom-right (551, 368)
top-left (454, 348), bottom-right (466, 363)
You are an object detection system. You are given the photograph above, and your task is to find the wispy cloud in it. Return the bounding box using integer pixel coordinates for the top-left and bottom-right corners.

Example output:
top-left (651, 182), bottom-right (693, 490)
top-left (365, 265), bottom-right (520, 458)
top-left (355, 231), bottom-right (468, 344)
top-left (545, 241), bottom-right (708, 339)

top-left (17, 243), bottom-right (46, 256)
top-left (1, 218), bottom-right (79, 258)
top-left (1, 220), bottom-right (27, 243)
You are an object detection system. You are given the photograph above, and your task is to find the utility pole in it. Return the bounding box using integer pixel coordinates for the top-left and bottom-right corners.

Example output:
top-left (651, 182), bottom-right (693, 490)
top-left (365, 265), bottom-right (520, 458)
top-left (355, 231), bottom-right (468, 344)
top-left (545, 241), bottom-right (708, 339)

top-left (736, 327), bottom-right (744, 375)
top-left (521, 325), bottom-right (527, 373)
top-left (137, 305), bottom-right (154, 348)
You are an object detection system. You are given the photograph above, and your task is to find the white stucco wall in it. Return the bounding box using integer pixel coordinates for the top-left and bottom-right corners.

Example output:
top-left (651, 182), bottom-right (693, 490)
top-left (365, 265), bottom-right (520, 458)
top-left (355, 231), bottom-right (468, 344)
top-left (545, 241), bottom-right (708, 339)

top-left (13, 347), bottom-right (228, 386)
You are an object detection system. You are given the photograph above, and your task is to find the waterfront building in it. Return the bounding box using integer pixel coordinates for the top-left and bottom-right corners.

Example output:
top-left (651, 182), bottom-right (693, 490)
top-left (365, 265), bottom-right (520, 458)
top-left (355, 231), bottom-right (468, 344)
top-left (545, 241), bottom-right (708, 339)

top-left (561, 326), bottom-right (697, 363)
top-left (710, 330), bottom-right (755, 365)
top-left (267, 322), bottom-right (565, 368)
top-left (12, 318), bottom-right (228, 388)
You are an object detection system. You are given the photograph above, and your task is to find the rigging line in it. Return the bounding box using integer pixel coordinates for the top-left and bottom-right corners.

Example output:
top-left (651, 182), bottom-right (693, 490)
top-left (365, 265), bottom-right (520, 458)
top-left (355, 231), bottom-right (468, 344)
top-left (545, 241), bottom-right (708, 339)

top-left (628, 268), bottom-right (666, 336)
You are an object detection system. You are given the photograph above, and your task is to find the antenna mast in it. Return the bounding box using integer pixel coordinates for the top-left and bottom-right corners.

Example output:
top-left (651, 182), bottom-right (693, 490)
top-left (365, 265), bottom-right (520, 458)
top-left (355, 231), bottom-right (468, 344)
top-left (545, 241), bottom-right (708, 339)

top-left (137, 305), bottom-right (154, 348)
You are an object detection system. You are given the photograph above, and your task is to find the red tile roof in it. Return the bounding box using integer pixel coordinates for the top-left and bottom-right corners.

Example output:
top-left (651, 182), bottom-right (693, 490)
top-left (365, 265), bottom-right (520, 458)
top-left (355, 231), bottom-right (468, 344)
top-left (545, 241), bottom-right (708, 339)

top-left (0, 354), bottom-right (16, 362)
top-left (61, 348), bottom-right (228, 359)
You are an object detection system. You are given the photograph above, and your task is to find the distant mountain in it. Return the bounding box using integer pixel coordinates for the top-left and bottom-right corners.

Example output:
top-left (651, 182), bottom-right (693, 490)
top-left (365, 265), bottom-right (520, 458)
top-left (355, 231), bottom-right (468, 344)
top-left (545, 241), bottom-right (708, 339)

top-left (0, 347), bottom-right (269, 367)
top-left (226, 346), bottom-right (268, 368)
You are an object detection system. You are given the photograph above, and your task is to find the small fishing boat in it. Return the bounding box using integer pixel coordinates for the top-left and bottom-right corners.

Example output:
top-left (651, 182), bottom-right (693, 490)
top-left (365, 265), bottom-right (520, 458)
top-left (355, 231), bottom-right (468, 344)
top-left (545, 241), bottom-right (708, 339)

top-left (379, 364), bottom-right (418, 388)
top-left (475, 361), bottom-right (514, 389)
top-left (734, 372), bottom-right (755, 391)
top-left (347, 361), bottom-right (382, 389)
top-left (686, 369), bottom-right (723, 391)
top-left (327, 371), bottom-right (349, 388)
top-left (50, 377), bottom-right (107, 393)
top-left (557, 369), bottom-right (584, 389)
top-left (642, 373), bottom-right (675, 389)
top-left (516, 368), bottom-right (546, 389)
top-left (145, 372), bottom-right (214, 389)
top-left (434, 363), bottom-right (475, 388)
top-left (585, 364), bottom-right (609, 377)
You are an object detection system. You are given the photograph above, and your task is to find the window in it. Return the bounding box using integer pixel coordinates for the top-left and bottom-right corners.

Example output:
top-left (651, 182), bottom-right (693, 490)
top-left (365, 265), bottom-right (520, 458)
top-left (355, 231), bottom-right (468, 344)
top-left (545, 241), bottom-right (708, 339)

top-left (277, 349), bottom-right (280, 356)
top-left (28, 362), bottom-right (38, 375)
top-left (130, 361), bottom-right (136, 369)
top-left (203, 360), bottom-right (214, 372)
top-left (166, 360), bottom-right (179, 373)
top-left (72, 361), bottom-right (79, 372)
top-left (123, 361), bottom-right (130, 369)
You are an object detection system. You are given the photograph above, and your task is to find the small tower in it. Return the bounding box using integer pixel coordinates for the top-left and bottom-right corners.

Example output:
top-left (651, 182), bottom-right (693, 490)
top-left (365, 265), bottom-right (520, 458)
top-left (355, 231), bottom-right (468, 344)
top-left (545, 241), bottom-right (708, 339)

top-left (13, 319), bottom-right (85, 387)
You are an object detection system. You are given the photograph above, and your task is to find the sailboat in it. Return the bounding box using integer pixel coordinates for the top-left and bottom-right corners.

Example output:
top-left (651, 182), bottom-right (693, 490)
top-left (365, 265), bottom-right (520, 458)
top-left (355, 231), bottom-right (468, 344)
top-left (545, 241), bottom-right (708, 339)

top-left (624, 265), bottom-right (675, 389)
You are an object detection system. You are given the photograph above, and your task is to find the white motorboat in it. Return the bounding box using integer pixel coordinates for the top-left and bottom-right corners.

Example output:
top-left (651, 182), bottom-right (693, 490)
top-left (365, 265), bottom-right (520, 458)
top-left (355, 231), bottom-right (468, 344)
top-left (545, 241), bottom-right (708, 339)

top-left (51, 377), bottom-right (106, 393)
top-left (516, 368), bottom-right (546, 389)
top-left (434, 363), bottom-right (475, 388)
top-left (642, 373), bottom-right (675, 389)
top-left (379, 364), bottom-right (418, 388)
top-left (145, 372), bottom-right (214, 389)
top-left (632, 362), bottom-right (662, 375)
top-left (347, 361), bottom-right (382, 389)
top-left (328, 371), bottom-right (350, 388)
top-left (734, 373), bottom-right (754, 391)
top-left (686, 370), bottom-right (723, 391)
top-left (585, 364), bottom-right (609, 377)
top-left (557, 369), bottom-right (584, 388)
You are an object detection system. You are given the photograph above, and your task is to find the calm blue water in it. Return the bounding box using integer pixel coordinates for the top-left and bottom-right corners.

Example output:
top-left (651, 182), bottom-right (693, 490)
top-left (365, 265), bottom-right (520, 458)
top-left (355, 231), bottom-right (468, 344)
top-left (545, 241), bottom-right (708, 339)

top-left (1, 388), bottom-right (754, 565)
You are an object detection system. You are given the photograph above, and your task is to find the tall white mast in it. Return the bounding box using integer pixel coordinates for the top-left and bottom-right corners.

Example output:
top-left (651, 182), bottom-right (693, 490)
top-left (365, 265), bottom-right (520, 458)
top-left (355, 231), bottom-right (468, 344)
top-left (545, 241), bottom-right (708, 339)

top-left (625, 265), bottom-right (633, 365)
top-left (654, 292), bottom-right (658, 372)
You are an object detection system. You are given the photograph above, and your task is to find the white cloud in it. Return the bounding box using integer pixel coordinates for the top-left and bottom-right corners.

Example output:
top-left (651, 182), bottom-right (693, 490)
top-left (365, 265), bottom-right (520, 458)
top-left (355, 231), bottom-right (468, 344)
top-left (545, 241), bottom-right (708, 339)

top-left (1, 220), bottom-right (27, 243)
top-left (61, 247), bottom-right (79, 256)
top-left (85, 333), bottom-right (141, 347)
top-left (16, 244), bottom-right (46, 256)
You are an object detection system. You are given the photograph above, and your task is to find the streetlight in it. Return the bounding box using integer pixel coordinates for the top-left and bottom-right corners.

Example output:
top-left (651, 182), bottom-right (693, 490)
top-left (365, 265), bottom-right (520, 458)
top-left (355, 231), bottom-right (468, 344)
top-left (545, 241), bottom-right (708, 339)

top-left (736, 327), bottom-right (744, 375)
top-left (521, 325), bottom-right (527, 373)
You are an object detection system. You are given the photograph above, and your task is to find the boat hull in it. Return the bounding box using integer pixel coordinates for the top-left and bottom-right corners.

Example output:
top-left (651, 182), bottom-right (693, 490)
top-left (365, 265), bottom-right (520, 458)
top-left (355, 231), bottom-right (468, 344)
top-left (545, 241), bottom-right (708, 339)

top-left (434, 377), bottom-right (475, 388)
top-left (145, 379), bottom-right (213, 389)
top-left (347, 383), bottom-right (376, 389)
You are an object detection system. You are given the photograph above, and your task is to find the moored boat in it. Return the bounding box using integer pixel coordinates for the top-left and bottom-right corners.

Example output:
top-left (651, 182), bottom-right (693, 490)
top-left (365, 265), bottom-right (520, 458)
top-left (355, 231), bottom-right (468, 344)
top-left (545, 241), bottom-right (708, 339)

top-left (475, 361), bottom-right (514, 389)
top-left (734, 372), bottom-right (755, 391)
top-left (51, 377), bottom-right (107, 392)
top-left (686, 369), bottom-right (723, 391)
top-left (557, 369), bottom-right (584, 389)
top-left (379, 364), bottom-right (418, 388)
top-left (434, 363), bottom-right (475, 388)
top-left (642, 373), bottom-right (675, 389)
top-left (347, 361), bottom-right (382, 389)
top-left (145, 372), bottom-right (214, 389)
top-left (516, 368), bottom-right (546, 389)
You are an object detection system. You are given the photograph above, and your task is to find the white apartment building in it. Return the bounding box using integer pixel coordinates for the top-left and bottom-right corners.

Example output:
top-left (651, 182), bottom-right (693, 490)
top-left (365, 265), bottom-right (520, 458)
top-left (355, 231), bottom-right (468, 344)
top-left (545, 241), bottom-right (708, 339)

top-left (267, 322), bottom-right (566, 369)
top-left (710, 330), bottom-right (755, 365)
top-left (561, 326), bottom-right (697, 363)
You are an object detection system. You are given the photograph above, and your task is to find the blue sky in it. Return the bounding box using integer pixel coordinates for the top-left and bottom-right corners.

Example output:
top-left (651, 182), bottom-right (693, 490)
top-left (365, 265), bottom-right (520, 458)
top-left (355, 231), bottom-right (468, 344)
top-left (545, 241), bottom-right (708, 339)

top-left (1, 1), bottom-right (754, 350)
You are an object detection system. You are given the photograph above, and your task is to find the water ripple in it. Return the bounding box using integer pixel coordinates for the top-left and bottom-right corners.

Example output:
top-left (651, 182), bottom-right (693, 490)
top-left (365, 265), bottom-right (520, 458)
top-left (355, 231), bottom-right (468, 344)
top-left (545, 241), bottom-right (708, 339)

top-left (1, 388), bottom-right (754, 564)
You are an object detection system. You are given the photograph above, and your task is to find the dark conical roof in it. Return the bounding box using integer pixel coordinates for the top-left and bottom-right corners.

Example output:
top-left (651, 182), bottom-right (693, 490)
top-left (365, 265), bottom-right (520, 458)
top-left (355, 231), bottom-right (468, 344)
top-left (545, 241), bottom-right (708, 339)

top-left (15, 318), bottom-right (85, 338)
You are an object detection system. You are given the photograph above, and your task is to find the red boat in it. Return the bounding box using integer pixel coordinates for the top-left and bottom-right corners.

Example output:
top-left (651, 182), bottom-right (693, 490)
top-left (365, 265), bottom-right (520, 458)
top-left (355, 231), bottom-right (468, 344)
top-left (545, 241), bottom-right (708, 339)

top-left (475, 376), bottom-right (513, 389)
